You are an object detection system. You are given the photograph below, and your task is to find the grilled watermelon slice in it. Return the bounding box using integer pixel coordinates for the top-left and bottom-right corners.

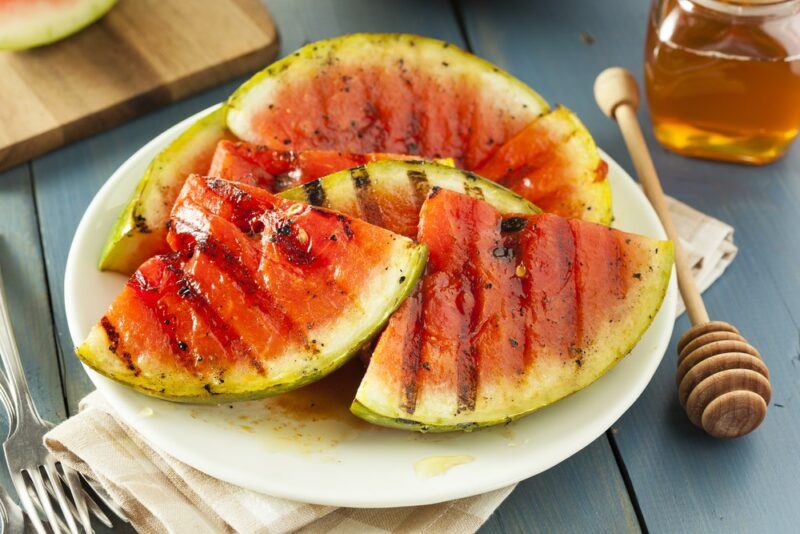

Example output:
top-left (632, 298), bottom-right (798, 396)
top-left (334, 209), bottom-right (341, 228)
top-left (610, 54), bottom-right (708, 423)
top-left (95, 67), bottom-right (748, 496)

top-left (99, 107), bottom-right (235, 274)
top-left (78, 175), bottom-right (427, 403)
top-left (353, 189), bottom-right (672, 431)
top-left (209, 139), bottom-right (443, 192)
top-left (0, 0), bottom-right (118, 50)
top-left (279, 160), bottom-right (539, 237)
top-left (226, 33), bottom-right (548, 170)
top-left (474, 107), bottom-right (612, 224)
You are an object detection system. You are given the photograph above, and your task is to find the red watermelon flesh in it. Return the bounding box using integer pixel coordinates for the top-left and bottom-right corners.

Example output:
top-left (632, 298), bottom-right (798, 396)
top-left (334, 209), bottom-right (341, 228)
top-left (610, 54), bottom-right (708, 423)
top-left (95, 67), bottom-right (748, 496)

top-left (474, 107), bottom-right (612, 224)
top-left (76, 175), bottom-right (427, 402)
top-left (207, 139), bottom-right (429, 192)
top-left (353, 188), bottom-right (673, 430)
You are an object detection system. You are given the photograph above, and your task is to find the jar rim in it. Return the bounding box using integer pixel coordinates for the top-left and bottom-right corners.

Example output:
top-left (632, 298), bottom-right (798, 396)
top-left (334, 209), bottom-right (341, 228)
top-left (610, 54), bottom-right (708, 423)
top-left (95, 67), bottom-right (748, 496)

top-left (686, 0), bottom-right (800, 18)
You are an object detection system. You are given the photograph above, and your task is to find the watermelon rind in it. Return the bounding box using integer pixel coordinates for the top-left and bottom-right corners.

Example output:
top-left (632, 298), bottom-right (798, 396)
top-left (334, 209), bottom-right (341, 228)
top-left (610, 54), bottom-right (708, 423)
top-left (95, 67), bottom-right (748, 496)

top-left (352, 232), bottom-right (674, 432)
top-left (0, 0), bottom-right (118, 51)
top-left (226, 33), bottom-right (549, 153)
top-left (99, 107), bottom-right (234, 274)
top-left (532, 107), bottom-right (612, 225)
top-left (279, 160), bottom-right (540, 217)
top-left (79, 232), bottom-right (428, 404)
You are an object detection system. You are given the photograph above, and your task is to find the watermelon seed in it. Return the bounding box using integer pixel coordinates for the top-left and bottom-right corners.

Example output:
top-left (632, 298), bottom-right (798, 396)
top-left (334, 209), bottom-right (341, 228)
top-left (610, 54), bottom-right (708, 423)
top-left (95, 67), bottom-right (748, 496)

top-left (399, 276), bottom-right (406, 284)
top-left (515, 264), bottom-right (527, 277)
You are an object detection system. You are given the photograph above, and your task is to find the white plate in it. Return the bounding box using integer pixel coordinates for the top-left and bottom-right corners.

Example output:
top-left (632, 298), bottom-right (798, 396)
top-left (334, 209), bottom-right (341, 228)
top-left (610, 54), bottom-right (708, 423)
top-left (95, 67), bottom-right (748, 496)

top-left (65, 104), bottom-right (677, 508)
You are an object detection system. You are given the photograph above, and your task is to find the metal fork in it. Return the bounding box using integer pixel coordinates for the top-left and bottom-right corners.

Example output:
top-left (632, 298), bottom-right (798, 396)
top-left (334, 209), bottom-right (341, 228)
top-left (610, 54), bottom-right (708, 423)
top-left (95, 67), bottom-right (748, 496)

top-left (0, 264), bottom-right (91, 533)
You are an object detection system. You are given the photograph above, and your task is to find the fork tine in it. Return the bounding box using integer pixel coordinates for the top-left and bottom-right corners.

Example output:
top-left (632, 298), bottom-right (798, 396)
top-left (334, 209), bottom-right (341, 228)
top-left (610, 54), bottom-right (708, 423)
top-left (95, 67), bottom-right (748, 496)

top-left (11, 471), bottom-right (47, 534)
top-left (44, 461), bottom-right (79, 534)
top-left (54, 468), bottom-right (113, 528)
top-left (27, 482), bottom-right (73, 533)
top-left (43, 468), bottom-right (106, 531)
top-left (82, 476), bottom-right (127, 523)
top-left (61, 466), bottom-right (93, 532)
top-left (29, 467), bottom-right (64, 533)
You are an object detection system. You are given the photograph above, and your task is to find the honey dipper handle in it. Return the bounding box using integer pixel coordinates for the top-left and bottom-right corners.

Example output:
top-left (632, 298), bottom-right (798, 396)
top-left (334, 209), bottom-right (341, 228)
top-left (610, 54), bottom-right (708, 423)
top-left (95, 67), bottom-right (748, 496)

top-left (594, 68), bottom-right (709, 325)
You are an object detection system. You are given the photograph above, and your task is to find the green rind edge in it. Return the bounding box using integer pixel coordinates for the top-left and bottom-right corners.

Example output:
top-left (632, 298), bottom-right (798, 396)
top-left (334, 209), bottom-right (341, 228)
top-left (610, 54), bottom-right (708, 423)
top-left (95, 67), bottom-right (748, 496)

top-left (98, 106), bottom-right (230, 273)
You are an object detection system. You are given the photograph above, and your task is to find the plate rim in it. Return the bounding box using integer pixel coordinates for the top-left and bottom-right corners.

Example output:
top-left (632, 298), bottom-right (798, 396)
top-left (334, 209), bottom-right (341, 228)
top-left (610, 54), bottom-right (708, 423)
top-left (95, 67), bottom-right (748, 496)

top-left (65, 103), bottom-right (677, 507)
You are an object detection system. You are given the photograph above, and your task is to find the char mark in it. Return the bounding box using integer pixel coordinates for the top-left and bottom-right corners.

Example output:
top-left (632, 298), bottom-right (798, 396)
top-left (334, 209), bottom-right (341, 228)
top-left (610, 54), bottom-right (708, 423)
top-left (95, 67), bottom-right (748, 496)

top-left (303, 180), bottom-right (327, 206)
top-left (350, 167), bottom-right (385, 226)
top-left (406, 169), bottom-right (430, 205)
top-left (100, 316), bottom-right (120, 354)
top-left (204, 177), bottom-right (272, 234)
top-left (351, 166), bottom-right (371, 189)
top-left (457, 251), bottom-right (481, 414)
top-left (501, 216), bottom-right (528, 233)
top-left (400, 289), bottom-right (425, 413)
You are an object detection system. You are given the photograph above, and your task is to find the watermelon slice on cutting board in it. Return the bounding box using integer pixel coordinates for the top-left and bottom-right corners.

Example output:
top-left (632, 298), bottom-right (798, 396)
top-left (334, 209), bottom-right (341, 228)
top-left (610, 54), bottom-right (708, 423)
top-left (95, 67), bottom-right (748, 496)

top-left (352, 188), bottom-right (673, 431)
top-left (78, 175), bottom-right (428, 402)
top-left (0, 0), bottom-right (118, 50)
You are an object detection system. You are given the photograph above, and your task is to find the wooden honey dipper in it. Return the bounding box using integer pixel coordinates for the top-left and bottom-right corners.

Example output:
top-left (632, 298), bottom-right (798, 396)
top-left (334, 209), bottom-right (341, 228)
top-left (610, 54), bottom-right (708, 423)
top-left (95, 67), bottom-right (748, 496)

top-left (593, 67), bottom-right (771, 438)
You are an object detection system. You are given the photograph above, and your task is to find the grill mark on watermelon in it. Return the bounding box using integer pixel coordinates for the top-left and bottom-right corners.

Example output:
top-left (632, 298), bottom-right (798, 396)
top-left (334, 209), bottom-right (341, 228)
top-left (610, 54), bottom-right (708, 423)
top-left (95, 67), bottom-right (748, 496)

top-left (456, 212), bottom-right (481, 413)
top-left (127, 262), bottom-right (191, 362)
top-left (130, 255), bottom-right (264, 376)
top-left (462, 171), bottom-right (486, 201)
top-left (498, 226), bottom-right (531, 371)
top-left (269, 217), bottom-right (317, 266)
top-left (406, 169), bottom-right (430, 206)
top-left (170, 215), bottom-right (305, 345)
top-left (205, 177), bottom-right (275, 234)
top-left (501, 216), bottom-right (528, 234)
top-left (100, 316), bottom-right (141, 376)
top-left (567, 223), bottom-right (584, 363)
top-left (350, 166), bottom-right (386, 227)
top-left (100, 316), bottom-right (120, 353)
top-left (302, 180), bottom-right (327, 206)
top-left (400, 288), bottom-right (425, 414)
top-left (172, 264), bottom-right (265, 375)
top-left (520, 217), bottom-right (580, 363)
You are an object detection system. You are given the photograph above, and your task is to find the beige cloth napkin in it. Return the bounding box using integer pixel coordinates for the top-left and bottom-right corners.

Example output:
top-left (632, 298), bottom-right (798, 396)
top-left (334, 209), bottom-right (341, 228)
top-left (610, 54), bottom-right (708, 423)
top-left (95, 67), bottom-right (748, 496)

top-left (667, 196), bottom-right (738, 316)
top-left (44, 195), bottom-right (735, 534)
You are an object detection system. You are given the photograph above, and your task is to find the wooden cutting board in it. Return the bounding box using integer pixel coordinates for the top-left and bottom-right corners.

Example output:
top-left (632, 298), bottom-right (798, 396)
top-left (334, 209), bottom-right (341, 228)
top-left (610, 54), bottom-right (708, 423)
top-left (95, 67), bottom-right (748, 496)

top-left (0, 0), bottom-right (278, 172)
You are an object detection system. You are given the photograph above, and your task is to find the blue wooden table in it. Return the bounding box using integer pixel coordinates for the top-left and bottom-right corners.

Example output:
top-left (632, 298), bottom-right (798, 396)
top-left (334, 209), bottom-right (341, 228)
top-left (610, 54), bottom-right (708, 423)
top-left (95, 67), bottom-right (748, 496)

top-left (1, 1), bottom-right (797, 532)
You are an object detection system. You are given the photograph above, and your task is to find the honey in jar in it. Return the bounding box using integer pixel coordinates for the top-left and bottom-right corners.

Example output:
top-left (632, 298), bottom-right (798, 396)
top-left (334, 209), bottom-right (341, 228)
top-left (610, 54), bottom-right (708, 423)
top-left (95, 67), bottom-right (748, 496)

top-left (645, 0), bottom-right (800, 164)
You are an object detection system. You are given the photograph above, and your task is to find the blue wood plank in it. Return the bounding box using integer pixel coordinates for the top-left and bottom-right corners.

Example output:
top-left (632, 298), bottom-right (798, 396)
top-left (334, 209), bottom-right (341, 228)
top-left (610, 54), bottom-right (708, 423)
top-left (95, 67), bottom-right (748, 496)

top-left (479, 437), bottom-right (638, 534)
top-left (0, 164), bottom-right (67, 497)
top-left (460, 0), bottom-right (800, 531)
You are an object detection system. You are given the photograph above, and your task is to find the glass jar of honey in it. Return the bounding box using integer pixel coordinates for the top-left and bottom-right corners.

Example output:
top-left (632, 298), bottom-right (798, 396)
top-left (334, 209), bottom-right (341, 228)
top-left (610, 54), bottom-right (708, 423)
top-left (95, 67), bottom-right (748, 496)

top-left (645, 0), bottom-right (800, 164)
